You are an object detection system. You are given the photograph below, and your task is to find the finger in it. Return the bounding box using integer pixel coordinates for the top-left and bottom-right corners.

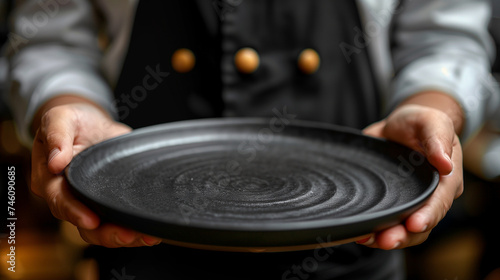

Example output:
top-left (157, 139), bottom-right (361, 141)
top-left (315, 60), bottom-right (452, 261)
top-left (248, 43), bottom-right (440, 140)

top-left (405, 174), bottom-right (461, 233)
top-left (361, 224), bottom-right (431, 250)
top-left (357, 168), bottom-right (460, 250)
top-left (43, 176), bottom-right (100, 230)
top-left (362, 121), bottom-right (385, 138)
top-left (31, 140), bottom-right (100, 230)
top-left (405, 140), bottom-right (463, 233)
top-left (78, 224), bottom-right (162, 248)
top-left (39, 108), bottom-right (78, 174)
top-left (373, 224), bottom-right (406, 250)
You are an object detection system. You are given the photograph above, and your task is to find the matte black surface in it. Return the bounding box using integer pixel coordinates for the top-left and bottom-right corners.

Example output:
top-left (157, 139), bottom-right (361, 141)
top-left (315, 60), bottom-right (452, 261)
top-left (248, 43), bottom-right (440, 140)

top-left (66, 118), bottom-right (439, 248)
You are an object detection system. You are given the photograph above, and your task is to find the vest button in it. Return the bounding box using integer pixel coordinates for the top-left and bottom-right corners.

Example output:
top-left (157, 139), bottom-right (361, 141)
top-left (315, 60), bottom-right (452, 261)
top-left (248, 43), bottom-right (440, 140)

top-left (234, 47), bottom-right (260, 74)
top-left (172, 48), bottom-right (195, 73)
top-left (298, 48), bottom-right (320, 75)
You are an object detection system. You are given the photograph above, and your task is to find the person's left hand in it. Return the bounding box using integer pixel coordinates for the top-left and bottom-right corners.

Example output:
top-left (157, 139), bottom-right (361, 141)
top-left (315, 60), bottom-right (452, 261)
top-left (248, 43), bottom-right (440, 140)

top-left (359, 104), bottom-right (463, 250)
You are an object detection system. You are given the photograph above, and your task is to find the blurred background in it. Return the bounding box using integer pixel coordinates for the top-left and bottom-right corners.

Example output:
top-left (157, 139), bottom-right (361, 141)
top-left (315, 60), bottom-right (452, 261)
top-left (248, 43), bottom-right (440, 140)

top-left (0, 0), bottom-right (499, 279)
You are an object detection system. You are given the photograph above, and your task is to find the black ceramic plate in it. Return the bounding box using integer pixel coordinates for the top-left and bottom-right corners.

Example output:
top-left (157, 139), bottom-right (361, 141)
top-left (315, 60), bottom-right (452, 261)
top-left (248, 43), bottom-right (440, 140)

top-left (66, 118), bottom-right (439, 251)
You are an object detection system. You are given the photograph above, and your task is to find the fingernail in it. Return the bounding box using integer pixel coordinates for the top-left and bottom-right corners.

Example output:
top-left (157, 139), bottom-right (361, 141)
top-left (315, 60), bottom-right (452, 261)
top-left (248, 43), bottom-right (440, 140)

top-left (391, 241), bottom-right (401, 250)
top-left (443, 152), bottom-right (452, 163)
top-left (356, 237), bottom-right (370, 244)
top-left (356, 235), bottom-right (375, 245)
top-left (48, 148), bottom-right (61, 164)
top-left (142, 236), bottom-right (161, 246)
top-left (442, 153), bottom-right (454, 176)
top-left (420, 224), bottom-right (428, 232)
top-left (442, 167), bottom-right (454, 177)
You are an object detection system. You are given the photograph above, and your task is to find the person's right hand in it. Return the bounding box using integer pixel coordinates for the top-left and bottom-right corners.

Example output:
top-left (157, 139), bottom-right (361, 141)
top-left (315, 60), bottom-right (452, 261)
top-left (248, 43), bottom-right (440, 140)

top-left (31, 97), bottom-right (162, 247)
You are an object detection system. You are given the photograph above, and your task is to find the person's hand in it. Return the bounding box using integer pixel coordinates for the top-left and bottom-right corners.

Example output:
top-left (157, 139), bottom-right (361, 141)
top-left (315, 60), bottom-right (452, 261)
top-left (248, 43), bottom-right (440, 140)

top-left (359, 104), bottom-right (463, 250)
top-left (31, 97), bottom-right (162, 247)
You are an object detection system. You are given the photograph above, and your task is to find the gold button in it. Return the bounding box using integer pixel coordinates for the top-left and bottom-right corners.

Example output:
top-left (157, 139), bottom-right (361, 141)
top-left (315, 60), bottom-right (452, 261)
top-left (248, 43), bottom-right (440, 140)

top-left (172, 48), bottom-right (195, 73)
top-left (298, 48), bottom-right (320, 75)
top-left (234, 47), bottom-right (260, 74)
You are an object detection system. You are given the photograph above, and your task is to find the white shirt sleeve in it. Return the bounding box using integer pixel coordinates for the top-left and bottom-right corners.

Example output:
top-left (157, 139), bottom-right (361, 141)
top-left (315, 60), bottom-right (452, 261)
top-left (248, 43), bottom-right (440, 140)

top-left (389, 0), bottom-right (500, 143)
top-left (5, 0), bottom-right (117, 146)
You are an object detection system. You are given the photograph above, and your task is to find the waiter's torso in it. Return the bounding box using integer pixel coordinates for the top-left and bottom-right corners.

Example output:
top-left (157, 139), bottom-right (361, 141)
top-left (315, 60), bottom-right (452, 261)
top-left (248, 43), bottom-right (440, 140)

top-left (114, 0), bottom-right (380, 130)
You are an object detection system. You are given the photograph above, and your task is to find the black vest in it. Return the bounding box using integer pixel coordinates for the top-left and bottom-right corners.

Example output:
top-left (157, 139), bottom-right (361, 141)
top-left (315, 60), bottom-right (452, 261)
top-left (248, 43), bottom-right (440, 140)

top-left (114, 0), bottom-right (379, 130)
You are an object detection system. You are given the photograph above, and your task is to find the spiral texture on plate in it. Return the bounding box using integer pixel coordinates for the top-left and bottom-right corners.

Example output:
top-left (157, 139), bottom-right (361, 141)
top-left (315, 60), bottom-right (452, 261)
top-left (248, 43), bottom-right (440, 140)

top-left (82, 135), bottom-right (423, 227)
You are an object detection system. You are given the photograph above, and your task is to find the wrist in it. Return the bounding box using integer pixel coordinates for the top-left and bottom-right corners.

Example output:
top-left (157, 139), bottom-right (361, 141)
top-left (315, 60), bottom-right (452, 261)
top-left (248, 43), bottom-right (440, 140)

top-left (31, 94), bottom-right (113, 137)
top-left (397, 91), bottom-right (464, 135)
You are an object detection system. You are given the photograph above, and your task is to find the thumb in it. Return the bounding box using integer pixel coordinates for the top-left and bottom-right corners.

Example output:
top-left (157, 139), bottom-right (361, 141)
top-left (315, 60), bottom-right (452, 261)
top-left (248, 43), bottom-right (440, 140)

top-left (39, 108), bottom-right (77, 174)
top-left (417, 117), bottom-right (455, 176)
top-left (379, 106), bottom-right (455, 176)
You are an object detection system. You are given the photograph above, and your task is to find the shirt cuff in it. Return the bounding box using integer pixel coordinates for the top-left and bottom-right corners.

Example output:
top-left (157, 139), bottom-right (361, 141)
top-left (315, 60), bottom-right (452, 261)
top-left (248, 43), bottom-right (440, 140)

top-left (18, 69), bottom-right (116, 146)
top-left (389, 57), bottom-right (500, 143)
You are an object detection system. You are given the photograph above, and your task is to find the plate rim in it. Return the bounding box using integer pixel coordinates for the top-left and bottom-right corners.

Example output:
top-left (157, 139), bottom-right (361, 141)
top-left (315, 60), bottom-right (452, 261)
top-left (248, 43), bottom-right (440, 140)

top-left (65, 118), bottom-right (439, 237)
